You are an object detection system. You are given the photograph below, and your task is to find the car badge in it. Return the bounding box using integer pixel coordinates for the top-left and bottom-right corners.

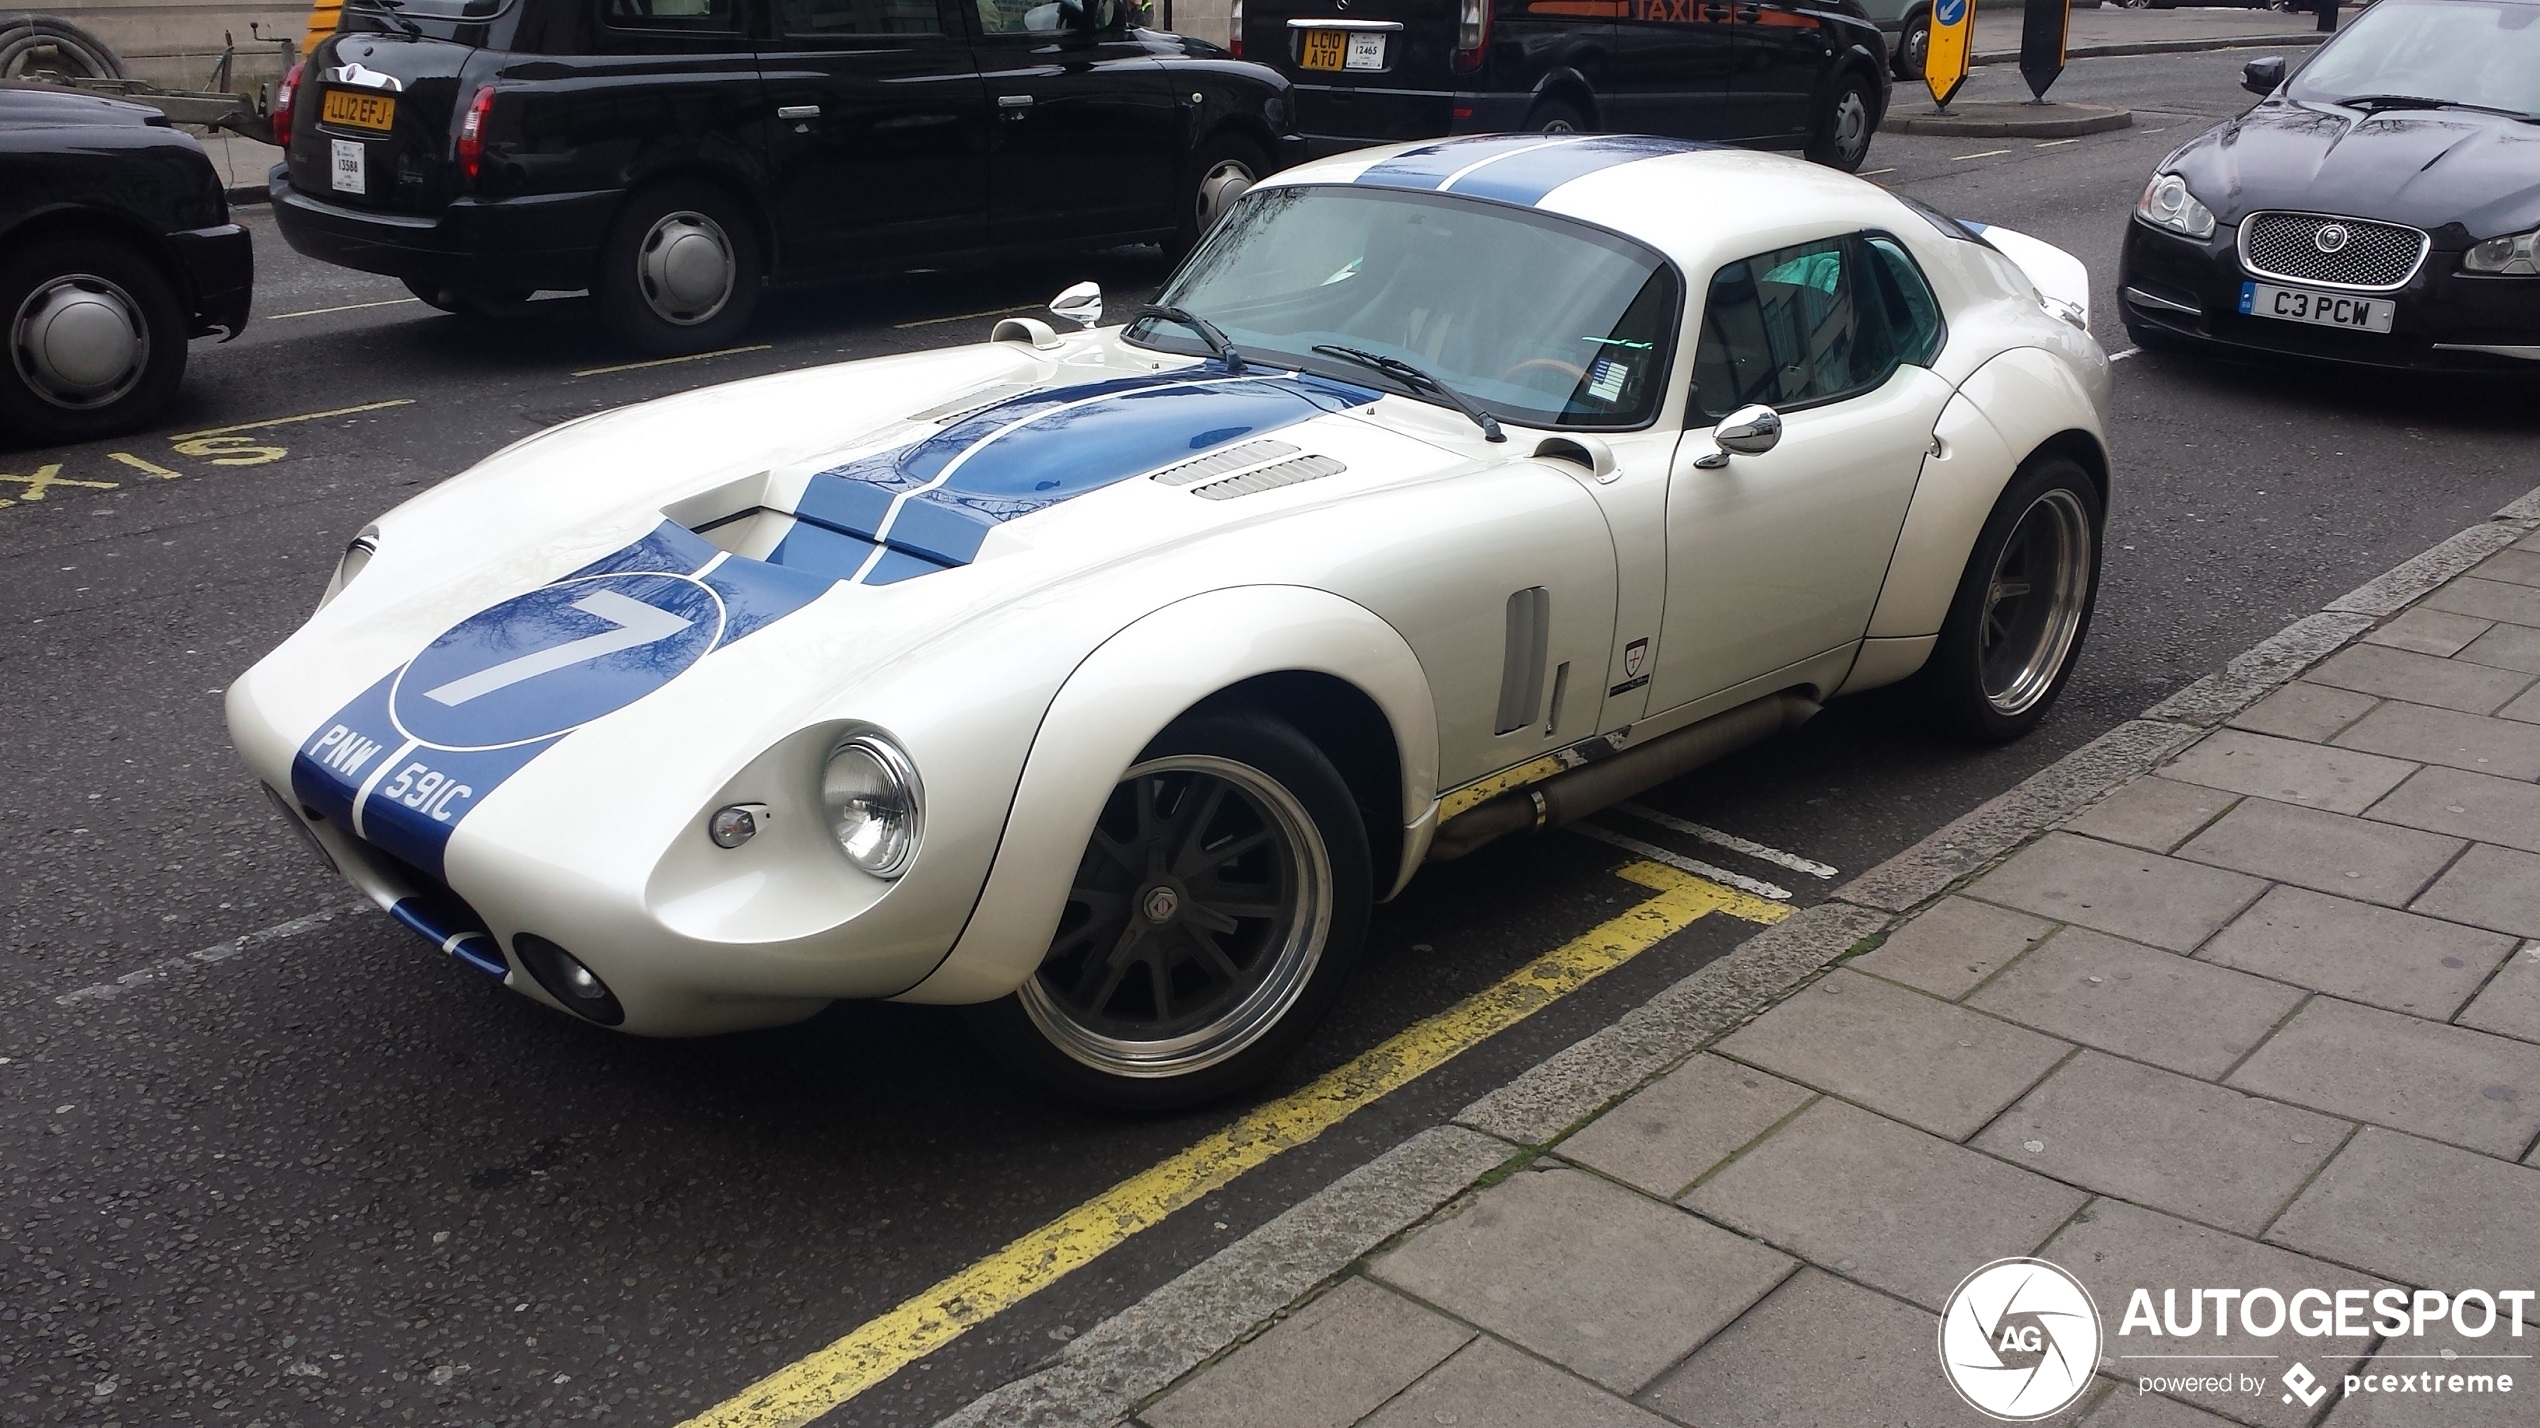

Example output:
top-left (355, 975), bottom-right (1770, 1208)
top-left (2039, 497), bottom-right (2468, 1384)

top-left (1623, 638), bottom-right (1648, 678)
top-left (323, 62), bottom-right (405, 92)
top-left (2313, 223), bottom-right (2351, 254)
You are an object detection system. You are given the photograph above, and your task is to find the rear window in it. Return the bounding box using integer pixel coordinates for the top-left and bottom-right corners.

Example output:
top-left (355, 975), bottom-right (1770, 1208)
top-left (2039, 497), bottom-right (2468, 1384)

top-left (779, 0), bottom-right (942, 31)
top-left (602, 0), bottom-right (740, 29)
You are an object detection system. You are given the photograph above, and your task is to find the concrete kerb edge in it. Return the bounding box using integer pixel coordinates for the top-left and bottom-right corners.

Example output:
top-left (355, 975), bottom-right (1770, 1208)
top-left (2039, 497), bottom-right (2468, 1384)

top-left (929, 491), bottom-right (2540, 1428)
top-left (1969, 31), bottom-right (2329, 65)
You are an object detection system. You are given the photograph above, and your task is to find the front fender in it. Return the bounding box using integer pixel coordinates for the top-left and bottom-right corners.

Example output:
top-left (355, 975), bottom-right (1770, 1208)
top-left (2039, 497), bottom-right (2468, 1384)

top-left (892, 585), bottom-right (1438, 1005)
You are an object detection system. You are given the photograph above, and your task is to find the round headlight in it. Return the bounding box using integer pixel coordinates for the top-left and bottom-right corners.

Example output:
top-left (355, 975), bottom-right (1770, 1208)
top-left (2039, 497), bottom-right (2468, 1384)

top-left (822, 737), bottom-right (921, 877)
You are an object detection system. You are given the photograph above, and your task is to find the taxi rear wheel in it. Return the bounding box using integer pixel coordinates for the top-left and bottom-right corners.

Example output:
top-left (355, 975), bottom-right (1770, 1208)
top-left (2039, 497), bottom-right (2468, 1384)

top-left (1170, 134), bottom-right (1269, 259)
top-left (0, 237), bottom-right (186, 445)
top-left (595, 180), bottom-right (763, 356)
top-left (965, 712), bottom-right (1371, 1112)
top-left (1915, 455), bottom-right (2103, 742)
top-left (1807, 71), bottom-right (1878, 172)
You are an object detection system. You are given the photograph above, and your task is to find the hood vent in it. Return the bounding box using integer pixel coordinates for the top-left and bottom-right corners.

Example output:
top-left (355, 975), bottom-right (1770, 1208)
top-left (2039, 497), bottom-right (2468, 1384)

top-left (1190, 454), bottom-right (1347, 501)
top-left (908, 383), bottom-right (1041, 424)
top-left (1150, 439), bottom-right (1298, 487)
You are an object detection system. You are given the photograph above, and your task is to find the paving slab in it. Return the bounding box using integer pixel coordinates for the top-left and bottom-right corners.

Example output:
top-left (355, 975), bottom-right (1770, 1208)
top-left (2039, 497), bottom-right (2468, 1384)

top-left (1557, 1054), bottom-right (1814, 1199)
top-left (2227, 997), bottom-right (2540, 1158)
top-left (2411, 844), bottom-right (2540, 940)
top-left (2268, 1126), bottom-right (2540, 1292)
top-left (2083, 1393), bottom-right (2248, 1428)
top-left (2470, 548), bottom-right (2540, 588)
top-left (2160, 729), bottom-right (2419, 816)
top-left (2229, 682), bottom-right (2378, 743)
top-left (2333, 700), bottom-right (2540, 782)
top-left (2456, 942), bottom-right (2540, 1044)
top-left (1966, 833), bottom-right (2267, 954)
top-left (1715, 968), bottom-right (2072, 1140)
top-left (2066, 777), bottom-right (2241, 855)
top-left (2424, 575), bottom-right (2540, 631)
top-left (2368, 765), bottom-right (2540, 854)
top-left (2199, 885), bottom-right (2516, 1019)
top-left (1140, 1277), bottom-right (1474, 1428)
top-left (1360, 1338), bottom-right (1674, 1428)
top-left (1851, 896), bottom-right (2057, 1001)
top-left (1369, 1168), bottom-right (1794, 1394)
top-left (2503, 682), bottom-right (2540, 726)
top-left (2306, 643), bottom-right (2535, 716)
top-left (2361, 607), bottom-right (2492, 657)
top-left (2455, 620), bottom-right (2540, 676)
top-left (1638, 1268), bottom-right (2046, 1428)
top-left (1968, 925), bottom-right (2301, 1079)
top-left (1972, 1052), bottom-right (2346, 1235)
top-left (1681, 1098), bottom-right (2088, 1314)
top-left (2176, 797), bottom-right (2464, 909)
top-left (2040, 1199), bottom-right (2388, 1428)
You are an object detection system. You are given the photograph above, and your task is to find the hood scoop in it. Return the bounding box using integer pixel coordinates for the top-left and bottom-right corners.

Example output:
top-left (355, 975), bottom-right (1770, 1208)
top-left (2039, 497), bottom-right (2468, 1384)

top-left (1151, 439), bottom-right (1299, 486)
top-left (1187, 454), bottom-right (1348, 501)
top-left (1150, 440), bottom-right (1346, 501)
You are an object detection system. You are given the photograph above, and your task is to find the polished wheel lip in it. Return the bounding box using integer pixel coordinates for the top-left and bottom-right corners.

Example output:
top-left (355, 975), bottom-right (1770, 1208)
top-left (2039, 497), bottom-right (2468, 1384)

top-left (1020, 753), bottom-right (1333, 1080)
top-left (636, 209), bottom-right (737, 327)
top-left (1193, 158), bottom-right (1257, 233)
top-left (1536, 116), bottom-right (1580, 134)
top-left (1830, 88), bottom-right (1871, 164)
top-left (11, 272), bottom-right (148, 411)
top-left (1978, 488), bottom-right (2093, 716)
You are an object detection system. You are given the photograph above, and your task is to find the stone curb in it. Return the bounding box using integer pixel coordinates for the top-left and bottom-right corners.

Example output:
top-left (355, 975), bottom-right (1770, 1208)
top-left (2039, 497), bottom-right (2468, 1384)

top-left (934, 488), bottom-right (2540, 1428)
top-left (1970, 30), bottom-right (2329, 64)
top-left (1885, 102), bottom-right (2131, 139)
top-left (931, 1125), bottom-right (1514, 1428)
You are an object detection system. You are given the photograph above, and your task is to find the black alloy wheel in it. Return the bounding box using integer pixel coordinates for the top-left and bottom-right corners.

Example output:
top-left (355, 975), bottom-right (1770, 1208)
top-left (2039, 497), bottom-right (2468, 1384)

top-left (1914, 454), bottom-right (2104, 742)
top-left (965, 713), bottom-right (1370, 1111)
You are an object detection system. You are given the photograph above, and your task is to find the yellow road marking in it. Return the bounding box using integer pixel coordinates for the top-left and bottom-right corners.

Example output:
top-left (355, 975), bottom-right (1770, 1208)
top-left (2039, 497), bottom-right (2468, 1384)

top-left (893, 305), bottom-right (1035, 330)
top-left (108, 452), bottom-right (182, 480)
top-left (571, 344), bottom-right (772, 378)
top-left (1952, 149), bottom-right (2013, 161)
top-left (267, 296), bottom-right (425, 320)
top-left (171, 399), bottom-right (415, 441)
top-left (680, 861), bottom-right (1785, 1428)
top-left (0, 464), bottom-right (114, 502)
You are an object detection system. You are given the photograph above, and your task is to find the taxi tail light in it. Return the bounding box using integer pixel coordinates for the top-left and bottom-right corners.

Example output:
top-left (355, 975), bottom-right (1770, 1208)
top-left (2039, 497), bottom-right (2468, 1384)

top-left (1453, 0), bottom-right (1490, 71)
top-left (456, 85), bottom-right (495, 184)
top-left (272, 59), bottom-right (303, 148)
top-left (1228, 0), bottom-right (1242, 57)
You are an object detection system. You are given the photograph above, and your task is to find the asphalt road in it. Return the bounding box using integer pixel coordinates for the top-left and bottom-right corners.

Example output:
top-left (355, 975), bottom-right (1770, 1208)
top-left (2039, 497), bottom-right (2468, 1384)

top-left (5, 46), bottom-right (2538, 1428)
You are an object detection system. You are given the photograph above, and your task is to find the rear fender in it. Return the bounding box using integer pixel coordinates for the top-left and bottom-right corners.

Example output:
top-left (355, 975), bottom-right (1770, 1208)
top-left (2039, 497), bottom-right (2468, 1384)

top-left (892, 585), bottom-right (1438, 1005)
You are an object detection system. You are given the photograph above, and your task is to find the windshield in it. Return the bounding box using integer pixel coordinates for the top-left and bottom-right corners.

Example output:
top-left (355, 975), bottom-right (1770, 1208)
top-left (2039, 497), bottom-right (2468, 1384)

top-left (1137, 185), bottom-right (1681, 430)
top-left (2288, 0), bottom-right (2540, 118)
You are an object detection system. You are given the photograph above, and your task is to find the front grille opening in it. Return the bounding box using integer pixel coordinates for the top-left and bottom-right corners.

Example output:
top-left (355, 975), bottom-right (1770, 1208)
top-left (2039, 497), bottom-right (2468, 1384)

top-left (2242, 212), bottom-right (2427, 290)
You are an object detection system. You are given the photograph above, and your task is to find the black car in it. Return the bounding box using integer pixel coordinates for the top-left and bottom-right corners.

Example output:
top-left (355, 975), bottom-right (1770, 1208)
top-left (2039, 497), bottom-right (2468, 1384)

top-left (269, 0), bottom-right (1304, 354)
top-left (0, 86), bottom-right (252, 444)
top-left (2119, 0), bottom-right (2540, 371)
top-left (1238, 0), bottom-right (1890, 172)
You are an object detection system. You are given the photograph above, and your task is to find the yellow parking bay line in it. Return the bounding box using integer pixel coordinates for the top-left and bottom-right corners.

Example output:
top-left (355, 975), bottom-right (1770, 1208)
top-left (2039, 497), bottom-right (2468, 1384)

top-left (681, 861), bottom-right (1785, 1428)
top-left (171, 399), bottom-right (415, 441)
top-left (571, 344), bottom-right (771, 378)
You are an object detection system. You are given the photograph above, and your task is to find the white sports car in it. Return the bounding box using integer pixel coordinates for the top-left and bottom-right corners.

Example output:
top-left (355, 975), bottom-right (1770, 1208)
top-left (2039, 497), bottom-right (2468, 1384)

top-left (229, 135), bottom-right (2112, 1108)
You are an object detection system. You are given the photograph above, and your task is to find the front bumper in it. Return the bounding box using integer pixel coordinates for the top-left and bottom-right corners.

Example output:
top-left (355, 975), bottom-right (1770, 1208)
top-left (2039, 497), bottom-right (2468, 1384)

top-left (2119, 216), bottom-right (2540, 372)
top-left (268, 170), bottom-right (619, 293)
top-left (167, 223), bottom-right (253, 339)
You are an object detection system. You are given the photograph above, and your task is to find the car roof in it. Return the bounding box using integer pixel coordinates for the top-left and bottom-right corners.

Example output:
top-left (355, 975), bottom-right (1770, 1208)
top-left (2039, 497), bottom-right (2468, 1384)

top-left (1256, 135), bottom-right (1929, 273)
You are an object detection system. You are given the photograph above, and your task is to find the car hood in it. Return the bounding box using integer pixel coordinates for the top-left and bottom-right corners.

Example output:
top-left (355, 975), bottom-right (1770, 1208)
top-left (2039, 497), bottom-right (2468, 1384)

top-left (0, 82), bottom-right (169, 131)
top-left (2168, 98), bottom-right (2540, 244)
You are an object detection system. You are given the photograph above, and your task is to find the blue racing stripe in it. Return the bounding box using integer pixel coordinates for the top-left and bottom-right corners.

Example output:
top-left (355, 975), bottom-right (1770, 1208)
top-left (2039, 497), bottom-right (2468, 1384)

top-left (1442, 134), bottom-right (1710, 206)
top-left (1352, 134), bottom-right (1581, 192)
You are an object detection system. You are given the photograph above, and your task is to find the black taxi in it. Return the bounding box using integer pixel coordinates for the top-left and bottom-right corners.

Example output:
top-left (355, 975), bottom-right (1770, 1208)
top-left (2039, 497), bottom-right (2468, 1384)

top-left (270, 0), bottom-right (1303, 353)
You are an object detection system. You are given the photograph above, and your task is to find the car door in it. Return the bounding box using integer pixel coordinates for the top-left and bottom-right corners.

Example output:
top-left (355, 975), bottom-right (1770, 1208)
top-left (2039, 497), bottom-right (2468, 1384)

top-left (1730, 0), bottom-right (1834, 141)
top-left (1606, 0), bottom-right (1740, 138)
top-left (968, 0), bottom-right (1178, 244)
top-left (757, 0), bottom-right (992, 273)
top-left (1648, 231), bottom-right (1954, 712)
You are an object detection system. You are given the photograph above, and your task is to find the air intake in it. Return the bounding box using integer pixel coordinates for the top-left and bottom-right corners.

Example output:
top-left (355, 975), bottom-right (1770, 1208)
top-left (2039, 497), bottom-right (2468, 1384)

top-left (1190, 454), bottom-right (1347, 501)
top-left (1150, 439), bottom-right (1299, 486)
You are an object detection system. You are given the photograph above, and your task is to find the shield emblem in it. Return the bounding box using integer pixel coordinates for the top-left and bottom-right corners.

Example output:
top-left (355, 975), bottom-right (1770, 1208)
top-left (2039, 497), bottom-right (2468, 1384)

top-left (1624, 638), bottom-right (1648, 678)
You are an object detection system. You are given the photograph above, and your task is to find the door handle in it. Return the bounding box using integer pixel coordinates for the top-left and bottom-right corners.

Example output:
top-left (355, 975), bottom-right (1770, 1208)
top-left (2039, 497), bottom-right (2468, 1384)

top-left (1734, 3), bottom-right (1760, 18)
top-left (997, 93), bottom-right (1035, 108)
top-left (776, 104), bottom-right (819, 119)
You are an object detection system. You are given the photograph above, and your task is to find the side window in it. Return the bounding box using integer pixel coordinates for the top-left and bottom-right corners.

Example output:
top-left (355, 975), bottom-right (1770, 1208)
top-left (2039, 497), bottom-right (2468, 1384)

top-left (601, 0), bottom-right (738, 30)
top-left (780, 0), bottom-right (941, 31)
top-left (975, 0), bottom-right (1109, 33)
top-left (1865, 234), bottom-right (1945, 369)
top-left (1691, 235), bottom-right (1908, 421)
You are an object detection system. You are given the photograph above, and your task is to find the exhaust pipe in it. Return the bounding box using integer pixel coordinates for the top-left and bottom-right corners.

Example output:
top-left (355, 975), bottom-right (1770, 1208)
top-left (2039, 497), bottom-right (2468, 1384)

top-left (1426, 692), bottom-right (1820, 862)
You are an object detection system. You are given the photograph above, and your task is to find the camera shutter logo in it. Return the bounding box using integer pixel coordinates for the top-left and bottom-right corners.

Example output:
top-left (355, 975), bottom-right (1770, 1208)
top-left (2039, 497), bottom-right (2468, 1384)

top-left (1940, 1258), bottom-right (2103, 1421)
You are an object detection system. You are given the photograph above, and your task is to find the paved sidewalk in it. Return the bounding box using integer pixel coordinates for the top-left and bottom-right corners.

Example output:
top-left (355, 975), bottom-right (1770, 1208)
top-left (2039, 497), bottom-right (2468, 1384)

top-left (1973, 3), bottom-right (2327, 62)
top-left (1076, 497), bottom-right (2540, 1428)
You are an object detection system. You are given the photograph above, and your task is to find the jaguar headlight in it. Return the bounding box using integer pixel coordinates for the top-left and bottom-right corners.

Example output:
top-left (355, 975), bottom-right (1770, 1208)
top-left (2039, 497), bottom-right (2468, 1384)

top-left (2136, 173), bottom-right (2216, 240)
top-left (318, 530), bottom-right (379, 611)
top-left (822, 736), bottom-right (921, 878)
top-left (2465, 229), bottom-right (2540, 276)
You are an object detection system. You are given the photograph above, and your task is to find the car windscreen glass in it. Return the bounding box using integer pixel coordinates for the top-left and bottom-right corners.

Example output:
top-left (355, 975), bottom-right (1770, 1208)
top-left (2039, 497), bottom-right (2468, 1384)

top-left (1137, 185), bottom-right (1681, 431)
top-left (2288, 0), bottom-right (2540, 119)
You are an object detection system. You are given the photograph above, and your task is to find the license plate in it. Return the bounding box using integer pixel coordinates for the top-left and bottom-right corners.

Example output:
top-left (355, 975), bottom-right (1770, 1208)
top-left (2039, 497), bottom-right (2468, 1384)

top-left (1344, 31), bottom-right (1386, 68)
top-left (2239, 281), bottom-right (2395, 334)
top-left (1300, 28), bottom-right (1348, 70)
top-left (331, 137), bottom-right (367, 196)
top-left (320, 88), bottom-right (396, 133)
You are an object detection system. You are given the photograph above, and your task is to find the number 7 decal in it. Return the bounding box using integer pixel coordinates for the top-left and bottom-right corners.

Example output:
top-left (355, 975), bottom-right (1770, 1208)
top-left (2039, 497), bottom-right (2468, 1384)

top-left (422, 589), bottom-right (695, 707)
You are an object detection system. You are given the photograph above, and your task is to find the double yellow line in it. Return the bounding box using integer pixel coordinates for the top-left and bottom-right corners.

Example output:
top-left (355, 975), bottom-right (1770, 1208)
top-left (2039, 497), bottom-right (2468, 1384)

top-left (682, 859), bottom-right (1786, 1428)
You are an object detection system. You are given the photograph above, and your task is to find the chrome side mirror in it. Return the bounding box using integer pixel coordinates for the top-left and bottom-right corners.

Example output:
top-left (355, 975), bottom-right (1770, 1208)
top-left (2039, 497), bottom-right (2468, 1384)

top-left (1690, 404), bottom-right (1782, 469)
top-left (1051, 281), bottom-right (1103, 330)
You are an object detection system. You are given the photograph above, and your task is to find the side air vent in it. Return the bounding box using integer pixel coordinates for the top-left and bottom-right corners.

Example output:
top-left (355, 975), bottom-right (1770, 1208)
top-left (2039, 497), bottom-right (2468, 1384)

top-left (1150, 439), bottom-right (1299, 487)
top-left (1494, 587), bottom-right (1552, 735)
top-left (908, 383), bottom-right (1040, 424)
top-left (1190, 454), bottom-right (1347, 501)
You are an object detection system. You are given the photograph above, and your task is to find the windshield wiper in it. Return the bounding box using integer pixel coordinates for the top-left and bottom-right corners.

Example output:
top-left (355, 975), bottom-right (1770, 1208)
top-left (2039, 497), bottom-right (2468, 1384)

top-left (1134, 305), bottom-right (1245, 373)
top-left (1310, 344), bottom-right (1504, 443)
top-left (346, 0), bottom-right (424, 35)
top-left (2330, 93), bottom-right (2538, 122)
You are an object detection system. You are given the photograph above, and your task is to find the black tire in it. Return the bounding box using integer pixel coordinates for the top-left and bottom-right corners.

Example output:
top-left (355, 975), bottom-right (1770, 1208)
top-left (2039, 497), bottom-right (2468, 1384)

top-left (1891, 11), bottom-right (1931, 81)
top-left (594, 179), bottom-right (762, 356)
top-left (0, 236), bottom-right (186, 445)
top-left (1912, 455), bottom-right (2104, 743)
top-left (1806, 69), bottom-right (1879, 172)
top-left (1169, 132), bottom-right (1270, 261)
top-left (964, 711), bottom-right (1373, 1112)
top-left (401, 275), bottom-right (532, 319)
top-left (1525, 97), bottom-right (1590, 134)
